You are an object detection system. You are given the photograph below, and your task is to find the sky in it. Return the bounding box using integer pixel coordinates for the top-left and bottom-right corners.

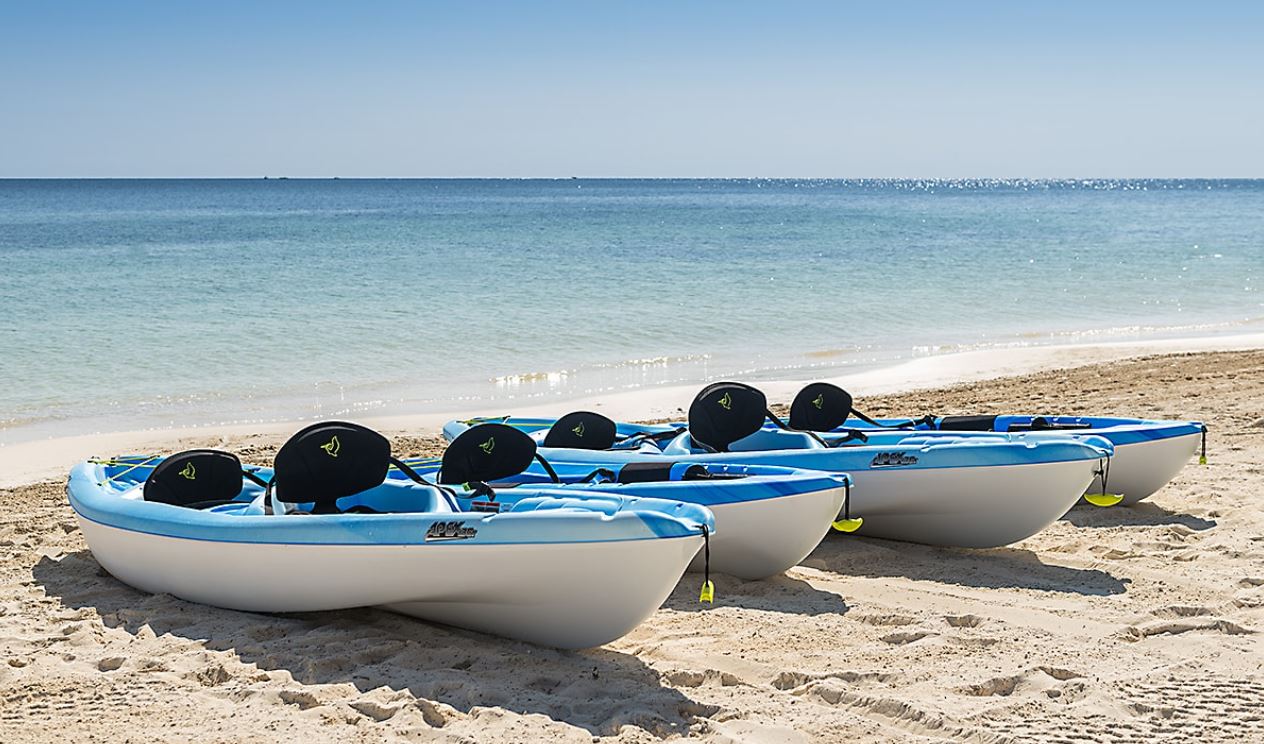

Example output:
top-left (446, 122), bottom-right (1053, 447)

top-left (1, 1), bottom-right (1261, 178)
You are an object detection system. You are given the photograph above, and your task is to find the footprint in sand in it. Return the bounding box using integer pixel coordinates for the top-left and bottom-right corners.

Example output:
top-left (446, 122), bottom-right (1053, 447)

top-left (1234, 585), bottom-right (1264, 608)
top-left (663, 669), bottom-right (744, 688)
top-left (879, 630), bottom-right (936, 645)
top-left (1122, 618), bottom-right (1253, 640)
top-left (851, 613), bottom-right (918, 627)
top-left (350, 699), bottom-right (399, 722)
top-left (958, 666), bottom-right (1084, 697)
top-left (771, 670), bottom-right (895, 691)
top-left (1147, 604), bottom-right (1215, 619)
top-left (277, 689), bottom-right (322, 710)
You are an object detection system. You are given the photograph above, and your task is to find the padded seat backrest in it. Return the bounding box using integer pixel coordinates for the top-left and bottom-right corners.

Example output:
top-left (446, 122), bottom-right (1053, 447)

top-left (144, 449), bottom-right (244, 507)
top-left (440, 423), bottom-right (538, 485)
top-left (542, 411), bottom-right (618, 450)
top-left (687, 381), bottom-right (770, 452)
top-left (273, 421), bottom-right (391, 512)
top-left (789, 382), bottom-right (853, 431)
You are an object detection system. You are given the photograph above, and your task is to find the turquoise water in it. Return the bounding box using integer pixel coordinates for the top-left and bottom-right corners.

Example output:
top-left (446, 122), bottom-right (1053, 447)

top-left (2, 179), bottom-right (1261, 443)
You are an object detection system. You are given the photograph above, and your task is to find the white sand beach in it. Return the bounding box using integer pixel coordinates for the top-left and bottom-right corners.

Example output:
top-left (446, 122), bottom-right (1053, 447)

top-left (3, 346), bottom-right (1263, 742)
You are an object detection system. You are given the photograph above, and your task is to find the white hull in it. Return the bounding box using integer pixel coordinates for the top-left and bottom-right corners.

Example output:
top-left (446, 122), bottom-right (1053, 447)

top-left (76, 517), bottom-right (701, 649)
top-left (848, 458), bottom-right (1100, 548)
top-left (1086, 433), bottom-right (1200, 505)
top-left (688, 485), bottom-right (846, 580)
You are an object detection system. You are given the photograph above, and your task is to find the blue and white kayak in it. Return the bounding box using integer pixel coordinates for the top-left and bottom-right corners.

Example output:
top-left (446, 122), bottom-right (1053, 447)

top-left (503, 382), bottom-right (1207, 507)
top-left (446, 383), bottom-right (1116, 549)
top-left (67, 422), bottom-right (714, 649)
top-left (778, 382), bottom-right (1208, 506)
top-left (394, 451), bottom-right (851, 581)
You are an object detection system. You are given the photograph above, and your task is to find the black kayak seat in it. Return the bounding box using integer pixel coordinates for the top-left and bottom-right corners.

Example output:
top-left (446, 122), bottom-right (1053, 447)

top-left (144, 449), bottom-right (246, 509)
top-left (441, 423), bottom-right (541, 485)
top-left (788, 381), bottom-right (853, 432)
top-left (542, 411), bottom-right (618, 450)
top-left (687, 381), bottom-right (771, 452)
top-left (272, 421), bottom-right (393, 514)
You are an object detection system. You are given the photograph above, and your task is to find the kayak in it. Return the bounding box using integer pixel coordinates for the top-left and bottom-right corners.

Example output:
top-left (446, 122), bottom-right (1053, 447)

top-left (66, 421), bottom-right (713, 649)
top-left (782, 382), bottom-right (1207, 506)
top-left (445, 383), bottom-right (1115, 549)
top-left (500, 382), bottom-right (1207, 507)
top-left (395, 423), bottom-right (853, 581)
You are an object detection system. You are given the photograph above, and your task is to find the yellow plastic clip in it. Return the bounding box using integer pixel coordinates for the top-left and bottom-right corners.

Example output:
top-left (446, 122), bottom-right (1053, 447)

top-left (699, 580), bottom-right (715, 604)
top-left (1199, 454), bottom-right (1207, 466)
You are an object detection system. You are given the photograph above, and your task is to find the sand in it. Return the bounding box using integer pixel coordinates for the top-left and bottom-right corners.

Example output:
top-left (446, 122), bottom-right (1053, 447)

top-left (3, 349), bottom-right (1264, 742)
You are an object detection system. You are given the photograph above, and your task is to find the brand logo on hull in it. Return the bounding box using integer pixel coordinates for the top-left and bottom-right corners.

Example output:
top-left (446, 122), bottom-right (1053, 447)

top-left (869, 452), bottom-right (919, 468)
top-left (425, 521), bottom-right (478, 541)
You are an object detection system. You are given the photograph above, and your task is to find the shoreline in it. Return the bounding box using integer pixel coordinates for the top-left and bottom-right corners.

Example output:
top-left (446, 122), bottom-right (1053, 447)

top-left (3, 330), bottom-right (1263, 489)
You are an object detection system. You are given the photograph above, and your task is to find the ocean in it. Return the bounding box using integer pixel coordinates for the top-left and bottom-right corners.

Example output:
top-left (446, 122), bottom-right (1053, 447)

top-left (2, 178), bottom-right (1261, 444)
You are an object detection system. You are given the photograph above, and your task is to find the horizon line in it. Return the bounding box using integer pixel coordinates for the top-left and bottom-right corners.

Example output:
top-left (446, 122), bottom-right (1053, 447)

top-left (2, 176), bottom-right (1262, 181)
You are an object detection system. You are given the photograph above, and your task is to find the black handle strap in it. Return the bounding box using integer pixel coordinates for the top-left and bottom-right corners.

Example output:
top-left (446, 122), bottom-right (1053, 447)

top-left (242, 469), bottom-right (270, 488)
top-left (580, 468), bottom-right (617, 483)
top-left (765, 409), bottom-right (834, 448)
top-left (534, 453), bottom-right (561, 483)
top-left (829, 429), bottom-right (870, 447)
top-left (391, 456), bottom-right (461, 510)
top-left (850, 407), bottom-right (921, 428)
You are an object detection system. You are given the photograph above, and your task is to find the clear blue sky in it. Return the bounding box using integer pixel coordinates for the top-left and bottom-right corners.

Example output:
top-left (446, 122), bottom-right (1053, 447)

top-left (2, 1), bottom-right (1261, 177)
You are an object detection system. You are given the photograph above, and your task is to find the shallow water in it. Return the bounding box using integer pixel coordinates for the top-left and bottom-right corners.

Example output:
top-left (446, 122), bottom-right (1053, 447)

top-left (2, 178), bottom-right (1261, 442)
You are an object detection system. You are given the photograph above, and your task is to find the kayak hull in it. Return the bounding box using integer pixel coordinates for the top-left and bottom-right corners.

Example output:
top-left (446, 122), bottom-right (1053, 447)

top-left (846, 415), bottom-right (1205, 505)
top-left (1088, 431), bottom-right (1201, 506)
top-left (76, 516), bottom-right (700, 649)
top-left (625, 450), bottom-right (1100, 548)
top-left (68, 461), bottom-right (711, 649)
top-left (445, 419), bottom-right (1111, 549)
top-left (843, 458), bottom-right (1098, 547)
top-left (685, 481), bottom-right (845, 578)
top-left (392, 460), bottom-right (853, 581)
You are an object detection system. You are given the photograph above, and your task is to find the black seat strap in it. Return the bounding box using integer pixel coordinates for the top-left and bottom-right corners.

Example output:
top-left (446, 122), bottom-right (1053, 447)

top-left (391, 456), bottom-right (461, 510)
top-left (534, 453), bottom-right (561, 483)
top-left (580, 467), bottom-right (617, 483)
top-left (764, 408), bottom-right (833, 448)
